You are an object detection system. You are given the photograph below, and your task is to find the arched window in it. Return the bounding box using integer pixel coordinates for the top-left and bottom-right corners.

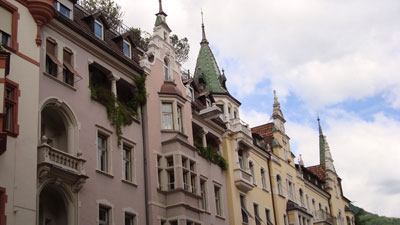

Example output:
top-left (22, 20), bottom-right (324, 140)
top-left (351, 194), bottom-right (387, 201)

top-left (164, 58), bottom-right (169, 80)
top-left (238, 149), bottom-right (244, 169)
top-left (277, 175), bottom-right (283, 195)
top-left (312, 199), bottom-right (316, 212)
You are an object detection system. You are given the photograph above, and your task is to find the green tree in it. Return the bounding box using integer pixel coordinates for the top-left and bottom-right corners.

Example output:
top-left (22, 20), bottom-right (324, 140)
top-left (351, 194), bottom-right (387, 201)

top-left (170, 34), bottom-right (190, 64)
top-left (129, 29), bottom-right (190, 64)
top-left (79, 0), bottom-right (123, 30)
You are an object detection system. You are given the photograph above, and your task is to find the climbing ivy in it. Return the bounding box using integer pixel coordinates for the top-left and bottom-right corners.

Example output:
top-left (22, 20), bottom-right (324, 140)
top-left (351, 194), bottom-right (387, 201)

top-left (194, 142), bottom-right (228, 171)
top-left (89, 73), bottom-right (147, 145)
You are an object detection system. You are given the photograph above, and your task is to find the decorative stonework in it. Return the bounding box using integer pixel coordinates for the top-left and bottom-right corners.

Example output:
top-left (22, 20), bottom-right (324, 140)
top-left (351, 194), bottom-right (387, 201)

top-left (27, 0), bottom-right (56, 46)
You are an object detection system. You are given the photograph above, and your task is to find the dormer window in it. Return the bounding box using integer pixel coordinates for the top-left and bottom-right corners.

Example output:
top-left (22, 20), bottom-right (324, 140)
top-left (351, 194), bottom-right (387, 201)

top-left (123, 40), bottom-right (131, 58)
top-left (94, 20), bottom-right (104, 40)
top-left (54, 1), bottom-right (71, 18)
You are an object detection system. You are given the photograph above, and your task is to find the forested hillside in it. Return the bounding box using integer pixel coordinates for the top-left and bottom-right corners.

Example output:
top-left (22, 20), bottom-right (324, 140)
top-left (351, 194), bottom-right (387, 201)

top-left (351, 204), bottom-right (400, 225)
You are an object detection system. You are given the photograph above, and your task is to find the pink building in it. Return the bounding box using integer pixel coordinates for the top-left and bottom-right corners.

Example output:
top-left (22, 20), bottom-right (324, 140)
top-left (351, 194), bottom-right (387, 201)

top-left (139, 1), bottom-right (231, 225)
top-left (38, 1), bottom-right (146, 224)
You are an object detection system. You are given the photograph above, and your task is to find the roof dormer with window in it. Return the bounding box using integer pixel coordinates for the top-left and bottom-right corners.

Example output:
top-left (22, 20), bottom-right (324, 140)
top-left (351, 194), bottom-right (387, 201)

top-left (82, 12), bottom-right (110, 41)
top-left (54, 0), bottom-right (74, 19)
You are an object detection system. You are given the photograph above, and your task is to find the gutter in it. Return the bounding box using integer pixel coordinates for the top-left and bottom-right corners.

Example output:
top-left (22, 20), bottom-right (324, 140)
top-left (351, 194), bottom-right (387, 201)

top-left (141, 104), bottom-right (150, 225)
top-left (267, 156), bottom-right (278, 225)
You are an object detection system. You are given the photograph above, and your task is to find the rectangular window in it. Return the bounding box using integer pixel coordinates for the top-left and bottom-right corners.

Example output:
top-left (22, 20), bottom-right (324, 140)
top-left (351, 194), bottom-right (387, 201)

top-left (123, 40), bottom-right (131, 58)
top-left (59, 3), bottom-right (71, 18)
top-left (200, 179), bottom-right (207, 210)
top-left (167, 170), bottom-right (175, 190)
top-left (94, 20), bottom-right (104, 40)
top-left (214, 185), bottom-right (222, 216)
top-left (261, 168), bottom-right (267, 189)
top-left (265, 209), bottom-right (271, 224)
top-left (161, 103), bottom-right (173, 130)
top-left (157, 155), bottom-right (162, 188)
top-left (177, 105), bottom-right (183, 132)
top-left (99, 206), bottom-right (110, 225)
top-left (0, 31), bottom-right (10, 48)
top-left (240, 195), bottom-right (249, 224)
top-left (46, 39), bottom-right (61, 76)
top-left (0, 187), bottom-right (6, 225)
top-left (97, 134), bottom-right (108, 172)
top-left (125, 213), bottom-right (135, 225)
top-left (3, 80), bottom-right (19, 136)
top-left (63, 48), bottom-right (74, 86)
top-left (0, 6), bottom-right (12, 47)
top-left (254, 204), bottom-right (261, 225)
top-left (123, 145), bottom-right (133, 181)
top-left (190, 174), bottom-right (196, 194)
top-left (183, 170), bottom-right (189, 191)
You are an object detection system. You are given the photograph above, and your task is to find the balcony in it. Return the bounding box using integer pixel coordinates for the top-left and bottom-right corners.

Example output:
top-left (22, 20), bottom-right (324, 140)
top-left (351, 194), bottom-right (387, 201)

top-left (199, 104), bottom-right (222, 119)
top-left (37, 137), bottom-right (88, 192)
top-left (313, 210), bottom-right (335, 225)
top-left (234, 167), bottom-right (254, 192)
top-left (230, 119), bottom-right (252, 138)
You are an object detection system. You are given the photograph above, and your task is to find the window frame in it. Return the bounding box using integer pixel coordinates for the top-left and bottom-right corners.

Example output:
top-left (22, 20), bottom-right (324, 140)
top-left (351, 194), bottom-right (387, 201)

top-left (161, 102), bottom-right (174, 130)
top-left (123, 40), bottom-right (132, 59)
top-left (0, 1), bottom-right (19, 51)
top-left (99, 205), bottom-right (111, 225)
top-left (124, 212), bottom-right (136, 225)
top-left (97, 130), bottom-right (112, 174)
top-left (122, 143), bottom-right (135, 182)
top-left (3, 78), bottom-right (19, 137)
top-left (94, 19), bottom-right (104, 40)
top-left (214, 185), bottom-right (223, 217)
top-left (0, 187), bottom-right (7, 225)
top-left (163, 58), bottom-right (169, 80)
top-left (62, 48), bottom-right (75, 86)
top-left (261, 168), bottom-right (267, 190)
top-left (200, 178), bottom-right (207, 210)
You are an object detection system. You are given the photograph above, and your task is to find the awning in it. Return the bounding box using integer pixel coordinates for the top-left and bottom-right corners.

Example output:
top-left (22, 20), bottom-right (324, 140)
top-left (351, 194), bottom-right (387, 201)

top-left (47, 52), bottom-right (63, 68)
top-left (242, 206), bottom-right (254, 219)
top-left (64, 62), bottom-right (82, 79)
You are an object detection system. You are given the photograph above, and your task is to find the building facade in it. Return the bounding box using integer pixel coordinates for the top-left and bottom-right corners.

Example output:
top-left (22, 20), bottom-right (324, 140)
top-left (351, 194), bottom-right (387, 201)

top-left (0, 1), bottom-right (355, 225)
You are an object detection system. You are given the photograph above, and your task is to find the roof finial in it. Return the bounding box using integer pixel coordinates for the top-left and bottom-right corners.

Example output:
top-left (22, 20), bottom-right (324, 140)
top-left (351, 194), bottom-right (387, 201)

top-left (317, 115), bottom-right (323, 136)
top-left (200, 9), bottom-right (209, 45)
top-left (156, 0), bottom-right (167, 16)
top-left (299, 154), bottom-right (304, 167)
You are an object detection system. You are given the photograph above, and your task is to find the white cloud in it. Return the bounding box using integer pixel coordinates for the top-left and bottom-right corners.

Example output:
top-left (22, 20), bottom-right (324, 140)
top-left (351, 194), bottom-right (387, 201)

top-left (240, 109), bottom-right (271, 128)
top-left (287, 112), bottom-right (400, 217)
top-left (119, 0), bottom-right (400, 109)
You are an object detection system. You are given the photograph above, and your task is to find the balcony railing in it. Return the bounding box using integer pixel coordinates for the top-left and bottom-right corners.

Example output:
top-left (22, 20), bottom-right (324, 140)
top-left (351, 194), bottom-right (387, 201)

top-left (230, 118), bottom-right (252, 137)
top-left (313, 210), bottom-right (335, 225)
top-left (38, 144), bottom-right (86, 175)
top-left (234, 167), bottom-right (254, 192)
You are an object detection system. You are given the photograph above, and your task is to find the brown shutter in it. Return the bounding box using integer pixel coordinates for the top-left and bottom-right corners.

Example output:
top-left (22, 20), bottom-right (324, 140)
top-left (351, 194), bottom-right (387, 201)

top-left (46, 39), bottom-right (63, 67)
top-left (63, 49), bottom-right (82, 78)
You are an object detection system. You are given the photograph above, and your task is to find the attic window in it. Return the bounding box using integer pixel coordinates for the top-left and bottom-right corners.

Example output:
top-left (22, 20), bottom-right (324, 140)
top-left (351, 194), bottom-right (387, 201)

top-left (94, 20), bottom-right (104, 40)
top-left (123, 40), bottom-right (131, 58)
top-left (54, 1), bottom-right (71, 18)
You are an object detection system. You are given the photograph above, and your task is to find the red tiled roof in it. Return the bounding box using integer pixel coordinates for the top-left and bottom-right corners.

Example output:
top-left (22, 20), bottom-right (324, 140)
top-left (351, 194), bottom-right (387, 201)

top-left (251, 123), bottom-right (274, 146)
top-left (306, 165), bottom-right (326, 182)
top-left (54, 5), bottom-right (143, 73)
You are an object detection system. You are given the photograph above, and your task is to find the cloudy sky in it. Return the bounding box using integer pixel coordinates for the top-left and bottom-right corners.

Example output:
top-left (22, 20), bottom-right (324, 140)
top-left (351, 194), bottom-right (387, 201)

top-left (117, 0), bottom-right (400, 217)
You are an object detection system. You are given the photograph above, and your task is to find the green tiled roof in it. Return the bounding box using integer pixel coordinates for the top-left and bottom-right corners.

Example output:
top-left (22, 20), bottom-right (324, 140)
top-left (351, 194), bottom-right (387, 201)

top-left (194, 44), bottom-right (228, 94)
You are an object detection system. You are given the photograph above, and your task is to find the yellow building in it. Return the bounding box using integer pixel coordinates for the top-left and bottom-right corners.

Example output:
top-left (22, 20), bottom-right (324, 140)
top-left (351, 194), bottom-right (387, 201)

top-left (252, 91), bottom-right (355, 225)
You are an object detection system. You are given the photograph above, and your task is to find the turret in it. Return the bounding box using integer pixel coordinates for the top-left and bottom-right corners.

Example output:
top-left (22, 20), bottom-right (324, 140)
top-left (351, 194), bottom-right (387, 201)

top-left (318, 117), bottom-right (336, 173)
top-left (272, 90), bottom-right (286, 133)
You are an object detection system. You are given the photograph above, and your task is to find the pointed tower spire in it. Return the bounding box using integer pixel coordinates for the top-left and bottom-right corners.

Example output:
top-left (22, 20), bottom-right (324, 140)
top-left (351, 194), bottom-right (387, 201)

top-left (193, 12), bottom-right (227, 94)
top-left (272, 90), bottom-right (285, 122)
top-left (299, 154), bottom-right (304, 167)
top-left (156, 0), bottom-right (167, 16)
top-left (201, 10), bottom-right (209, 45)
top-left (318, 117), bottom-right (326, 165)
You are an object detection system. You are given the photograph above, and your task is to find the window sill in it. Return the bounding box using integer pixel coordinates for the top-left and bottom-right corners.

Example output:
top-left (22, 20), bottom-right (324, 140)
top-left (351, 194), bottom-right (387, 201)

top-left (96, 169), bottom-right (114, 178)
top-left (215, 215), bottom-right (225, 220)
top-left (5, 129), bottom-right (18, 138)
top-left (122, 179), bottom-right (138, 187)
top-left (278, 193), bottom-right (286, 199)
top-left (43, 72), bottom-right (77, 91)
top-left (262, 187), bottom-right (269, 193)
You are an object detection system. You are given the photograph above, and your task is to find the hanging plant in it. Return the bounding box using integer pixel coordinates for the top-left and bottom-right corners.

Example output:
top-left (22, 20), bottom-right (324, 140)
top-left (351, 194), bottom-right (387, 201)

top-left (89, 73), bottom-right (147, 145)
top-left (194, 140), bottom-right (228, 171)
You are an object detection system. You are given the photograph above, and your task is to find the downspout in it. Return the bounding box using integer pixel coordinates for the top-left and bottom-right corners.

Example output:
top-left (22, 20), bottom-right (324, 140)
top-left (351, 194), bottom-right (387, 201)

top-left (141, 104), bottom-right (150, 225)
top-left (267, 156), bottom-right (278, 225)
